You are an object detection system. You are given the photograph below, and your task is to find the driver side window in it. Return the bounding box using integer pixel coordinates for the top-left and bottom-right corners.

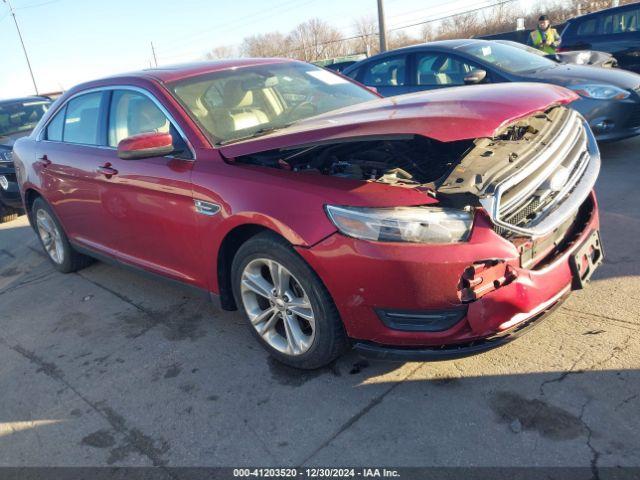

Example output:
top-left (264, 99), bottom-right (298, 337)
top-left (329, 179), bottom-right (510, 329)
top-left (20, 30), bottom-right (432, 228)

top-left (416, 53), bottom-right (483, 86)
top-left (108, 91), bottom-right (171, 147)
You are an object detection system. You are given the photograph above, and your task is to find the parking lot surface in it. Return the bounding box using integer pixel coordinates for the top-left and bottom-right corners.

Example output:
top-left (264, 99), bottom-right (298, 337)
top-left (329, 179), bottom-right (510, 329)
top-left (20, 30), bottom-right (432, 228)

top-left (0, 138), bottom-right (638, 471)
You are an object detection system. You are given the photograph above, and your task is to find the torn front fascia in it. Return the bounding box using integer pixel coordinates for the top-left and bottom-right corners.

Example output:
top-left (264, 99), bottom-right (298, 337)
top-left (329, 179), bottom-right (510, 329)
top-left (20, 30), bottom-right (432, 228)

top-left (458, 260), bottom-right (518, 303)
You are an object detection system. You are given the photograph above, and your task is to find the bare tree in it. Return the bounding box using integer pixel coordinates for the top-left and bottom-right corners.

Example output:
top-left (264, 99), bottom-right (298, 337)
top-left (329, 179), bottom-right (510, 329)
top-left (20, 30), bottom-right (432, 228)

top-left (286, 18), bottom-right (348, 61)
top-left (438, 11), bottom-right (483, 39)
top-left (353, 16), bottom-right (379, 56)
top-left (205, 45), bottom-right (237, 60)
top-left (240, 32), bottom-right (290, 58)
top-left (387, 31), bottom-right (419, 50)
top-left (421, 23), bottom-right (435, 43)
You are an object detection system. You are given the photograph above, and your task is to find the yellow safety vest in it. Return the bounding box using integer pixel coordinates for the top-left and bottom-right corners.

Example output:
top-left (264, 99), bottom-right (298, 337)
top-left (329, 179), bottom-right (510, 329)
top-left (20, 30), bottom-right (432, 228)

top-left (530, 28), bottom-right (559, 54)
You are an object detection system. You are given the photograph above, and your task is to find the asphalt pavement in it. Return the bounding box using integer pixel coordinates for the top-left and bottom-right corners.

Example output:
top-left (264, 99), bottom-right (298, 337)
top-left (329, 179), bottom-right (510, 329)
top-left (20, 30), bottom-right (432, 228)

top-left (0, 137), bottom-right (638, 472)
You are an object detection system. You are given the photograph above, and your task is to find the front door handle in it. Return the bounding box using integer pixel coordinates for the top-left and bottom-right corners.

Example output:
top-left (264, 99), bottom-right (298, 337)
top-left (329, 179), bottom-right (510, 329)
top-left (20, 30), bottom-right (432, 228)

top-left (96, 163), bottom-right (118, 178)
top-left (36, 154), bottom-right (51, 167)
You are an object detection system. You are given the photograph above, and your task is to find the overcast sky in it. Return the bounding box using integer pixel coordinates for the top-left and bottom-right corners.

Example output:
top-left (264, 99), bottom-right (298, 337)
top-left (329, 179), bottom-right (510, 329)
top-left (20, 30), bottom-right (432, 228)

top-left (1, 0), bottom-right (526, 99)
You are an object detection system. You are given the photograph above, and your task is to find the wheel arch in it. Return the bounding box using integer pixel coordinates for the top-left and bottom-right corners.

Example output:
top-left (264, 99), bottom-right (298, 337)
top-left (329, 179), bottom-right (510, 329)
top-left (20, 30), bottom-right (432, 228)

top-left (216, 223), bottom-right (287, 310)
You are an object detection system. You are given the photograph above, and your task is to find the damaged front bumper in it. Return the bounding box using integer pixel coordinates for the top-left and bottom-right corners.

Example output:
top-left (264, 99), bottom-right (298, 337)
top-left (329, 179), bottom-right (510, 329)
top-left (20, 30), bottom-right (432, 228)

top-left (296, 192), bottom-right (601, 361)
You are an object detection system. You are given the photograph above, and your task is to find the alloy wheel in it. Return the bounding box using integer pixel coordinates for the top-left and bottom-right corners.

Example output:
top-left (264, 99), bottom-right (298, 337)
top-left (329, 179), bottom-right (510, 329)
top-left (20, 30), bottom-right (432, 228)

top-left (240, 258), bottom-right (316, 356)
top-left (36, 209), bottom-right (64, 264)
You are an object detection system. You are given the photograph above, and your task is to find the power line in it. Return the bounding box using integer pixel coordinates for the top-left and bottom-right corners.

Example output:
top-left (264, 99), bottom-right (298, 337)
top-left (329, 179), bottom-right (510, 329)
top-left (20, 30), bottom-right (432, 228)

top-left (388, 0), bottom-right (519, 31)
top-left (2, 0), bottom-right (38, 94)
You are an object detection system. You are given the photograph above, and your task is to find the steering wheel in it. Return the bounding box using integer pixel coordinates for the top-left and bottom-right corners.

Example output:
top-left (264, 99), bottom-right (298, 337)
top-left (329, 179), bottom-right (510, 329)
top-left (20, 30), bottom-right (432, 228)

top-left (287, 101), bottom-right (318, 121)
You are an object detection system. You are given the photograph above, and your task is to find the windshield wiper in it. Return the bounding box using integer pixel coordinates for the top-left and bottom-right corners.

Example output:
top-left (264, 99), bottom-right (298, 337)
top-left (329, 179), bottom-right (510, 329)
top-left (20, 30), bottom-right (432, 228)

top-left (216, 124), bottom-right (293, 146)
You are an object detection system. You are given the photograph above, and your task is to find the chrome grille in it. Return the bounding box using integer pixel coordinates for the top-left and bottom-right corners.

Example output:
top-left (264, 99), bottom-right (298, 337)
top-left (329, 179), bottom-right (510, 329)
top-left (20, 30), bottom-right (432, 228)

top-left (481, 109), bottom-right (600, 238)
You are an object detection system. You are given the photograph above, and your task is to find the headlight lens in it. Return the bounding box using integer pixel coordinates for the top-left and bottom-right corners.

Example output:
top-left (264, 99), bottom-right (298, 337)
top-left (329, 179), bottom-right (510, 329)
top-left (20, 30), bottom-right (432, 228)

top-left (571, 84), bottom-right (630, 100)
top-left (325, 205), bottom-right (473, 243)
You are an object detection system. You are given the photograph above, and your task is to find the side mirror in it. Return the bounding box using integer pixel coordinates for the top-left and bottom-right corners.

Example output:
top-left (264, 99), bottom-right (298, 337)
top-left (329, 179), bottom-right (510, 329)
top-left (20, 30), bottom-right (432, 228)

top-left (366, 85), bottom-right (379, 94)
top-left (117, 132), bottom-right (174, 160)
top-left (463, 69), bottom-right (487, 85)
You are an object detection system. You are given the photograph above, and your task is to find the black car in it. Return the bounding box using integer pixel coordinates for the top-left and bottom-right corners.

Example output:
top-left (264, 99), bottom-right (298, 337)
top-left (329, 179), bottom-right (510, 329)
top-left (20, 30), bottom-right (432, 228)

top-left (561, 3), bottom-right (640, 74)
top-left (0, 96), bottom-right (52, 222)
top-left (343, 39), bottom-right (640, 142)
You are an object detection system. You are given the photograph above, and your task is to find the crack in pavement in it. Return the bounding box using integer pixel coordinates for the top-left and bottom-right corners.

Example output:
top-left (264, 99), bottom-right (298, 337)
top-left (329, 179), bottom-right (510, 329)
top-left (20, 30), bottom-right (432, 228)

top-left (298, 363), bottom-right (423, 465)
top-left (560, 306), bottom-right (640, 331)
top-left (539, 353), bottom-right (587, 397)
top-left (0, 336), bottom-right (175, 475)
top-left (579, 399), bottom-right (600, 480)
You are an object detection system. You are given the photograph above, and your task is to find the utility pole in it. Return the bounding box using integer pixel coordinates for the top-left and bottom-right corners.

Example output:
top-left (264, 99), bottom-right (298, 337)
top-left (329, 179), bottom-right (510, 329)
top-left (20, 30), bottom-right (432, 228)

top-left (150, 41), bottom-right (158, 67)
top-left (377, 0), bottom-right (387, 53)
top-left (3, 0), bottom-right (38, 94)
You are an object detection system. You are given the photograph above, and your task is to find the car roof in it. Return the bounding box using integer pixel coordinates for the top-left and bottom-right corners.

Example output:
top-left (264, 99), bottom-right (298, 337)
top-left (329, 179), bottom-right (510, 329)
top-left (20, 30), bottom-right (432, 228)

top-left (76, 58), bottom-right (299, 89)
top-left (0, 96), bottom-right (52, 106)
top-left (567, 2), bottom-right (637, 22)
top-left (359, 39), bottom-right (493, 57)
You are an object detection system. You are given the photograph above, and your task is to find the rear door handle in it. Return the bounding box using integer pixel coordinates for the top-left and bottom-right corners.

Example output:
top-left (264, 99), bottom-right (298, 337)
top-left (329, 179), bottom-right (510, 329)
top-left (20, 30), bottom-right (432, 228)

top-left (36, 154), bottom-right (51, 167)
top-left (96, 163), bottom-right (118, 178)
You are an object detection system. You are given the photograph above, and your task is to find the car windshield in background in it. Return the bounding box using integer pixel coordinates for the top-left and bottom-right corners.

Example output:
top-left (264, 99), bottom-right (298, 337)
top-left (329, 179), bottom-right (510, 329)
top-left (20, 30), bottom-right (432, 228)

top-left (169, 62), bottom-right (377, 144)
top-left (0, 99), bottom-right (51, 137)
top-left (460, 42), bottom-right (557, 74)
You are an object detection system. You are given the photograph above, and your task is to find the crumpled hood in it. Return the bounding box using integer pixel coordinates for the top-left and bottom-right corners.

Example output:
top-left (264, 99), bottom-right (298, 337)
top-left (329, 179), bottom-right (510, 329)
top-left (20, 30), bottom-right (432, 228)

top-left (220, 82), bottom-right (577, 159)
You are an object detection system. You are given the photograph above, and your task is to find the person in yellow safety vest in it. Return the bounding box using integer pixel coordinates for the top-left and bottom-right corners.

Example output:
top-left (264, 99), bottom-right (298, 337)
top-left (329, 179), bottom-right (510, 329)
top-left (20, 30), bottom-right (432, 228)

top-left (527, 15), bottom-right (562, 54)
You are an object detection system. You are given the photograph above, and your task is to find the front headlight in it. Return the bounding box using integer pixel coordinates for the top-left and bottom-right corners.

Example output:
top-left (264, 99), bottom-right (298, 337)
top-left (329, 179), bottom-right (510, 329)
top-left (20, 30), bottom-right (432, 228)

top-left (571, 84), bottom-right (630, 100)
top-left (325, 205), bottom-right (473, 244)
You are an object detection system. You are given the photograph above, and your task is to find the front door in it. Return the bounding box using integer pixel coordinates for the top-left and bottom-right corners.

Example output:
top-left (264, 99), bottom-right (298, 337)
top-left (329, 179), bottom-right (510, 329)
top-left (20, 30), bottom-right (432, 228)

top-left (95, 88), bottom-right (204, 287)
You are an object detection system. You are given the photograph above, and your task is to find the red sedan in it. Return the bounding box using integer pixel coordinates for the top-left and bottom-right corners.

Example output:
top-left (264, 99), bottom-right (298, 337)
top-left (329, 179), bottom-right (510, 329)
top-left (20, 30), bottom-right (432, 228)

top-left (14, 59), bottom-right (603, 369)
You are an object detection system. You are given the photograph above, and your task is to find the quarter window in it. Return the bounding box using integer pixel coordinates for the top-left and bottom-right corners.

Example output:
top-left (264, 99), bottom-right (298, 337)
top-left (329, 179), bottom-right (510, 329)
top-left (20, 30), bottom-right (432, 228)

top-left (362, 56), bottom-right (407, 87)
top-left (108, 90), bottom-right (171, 147)
top-left (63, 92), bottom-right (103, 145)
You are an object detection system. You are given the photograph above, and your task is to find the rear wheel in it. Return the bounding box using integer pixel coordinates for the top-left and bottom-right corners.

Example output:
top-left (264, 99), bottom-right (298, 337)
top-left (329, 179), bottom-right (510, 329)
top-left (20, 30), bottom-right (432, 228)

top-left (231, 232), bottom-right (348, 369)
top-left (32, 198), bottom-right (93, 273)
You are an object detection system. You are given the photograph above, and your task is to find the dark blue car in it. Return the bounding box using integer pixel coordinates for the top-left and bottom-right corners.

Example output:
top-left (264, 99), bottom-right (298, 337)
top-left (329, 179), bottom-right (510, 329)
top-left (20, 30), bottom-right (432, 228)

top-left (343, 39), bottom-right (640, 142)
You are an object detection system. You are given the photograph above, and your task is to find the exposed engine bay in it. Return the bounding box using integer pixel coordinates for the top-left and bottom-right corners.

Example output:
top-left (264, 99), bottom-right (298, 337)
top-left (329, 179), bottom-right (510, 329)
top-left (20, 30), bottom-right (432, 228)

top-left (232, 135), bottom-right (474, 189)
top-left (231, 106), bottom-right (590, 231)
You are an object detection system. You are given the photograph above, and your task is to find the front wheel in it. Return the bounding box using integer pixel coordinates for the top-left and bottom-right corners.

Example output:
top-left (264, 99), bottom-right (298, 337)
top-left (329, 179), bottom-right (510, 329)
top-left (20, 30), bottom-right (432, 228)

top-left (231, 232), bottom-right (348, 369)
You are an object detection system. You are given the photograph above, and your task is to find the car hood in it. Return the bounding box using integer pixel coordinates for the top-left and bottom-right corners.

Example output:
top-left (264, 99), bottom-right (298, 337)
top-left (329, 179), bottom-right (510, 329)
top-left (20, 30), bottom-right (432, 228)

top-left (524, 63), bottom-right (640, 89)
top-left (0, 130), bottom-right (31, 149)
top-left (219, 82), bottom-right (577, 159)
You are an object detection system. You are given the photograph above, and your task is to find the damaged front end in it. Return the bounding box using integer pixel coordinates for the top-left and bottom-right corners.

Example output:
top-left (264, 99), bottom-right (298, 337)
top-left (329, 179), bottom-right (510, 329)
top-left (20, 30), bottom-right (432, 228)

top-left (228, 105), bottom-right (599, 247)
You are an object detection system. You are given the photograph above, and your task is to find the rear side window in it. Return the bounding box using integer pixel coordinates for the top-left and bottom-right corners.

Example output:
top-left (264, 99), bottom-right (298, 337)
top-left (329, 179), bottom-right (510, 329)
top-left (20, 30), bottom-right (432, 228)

top-left (362, 55), bottom-right (407, 87)
top-left (45, 108), bottom-right (65, 141)
top-left (63, 92), bottom-right (102, 145)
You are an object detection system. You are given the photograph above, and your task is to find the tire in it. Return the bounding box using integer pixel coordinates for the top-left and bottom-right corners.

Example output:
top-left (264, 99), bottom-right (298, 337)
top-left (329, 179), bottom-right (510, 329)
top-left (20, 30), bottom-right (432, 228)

top-left (231, 231), bottom-right (348, 369)
top-left (32, 197), bottom-right (93, 273)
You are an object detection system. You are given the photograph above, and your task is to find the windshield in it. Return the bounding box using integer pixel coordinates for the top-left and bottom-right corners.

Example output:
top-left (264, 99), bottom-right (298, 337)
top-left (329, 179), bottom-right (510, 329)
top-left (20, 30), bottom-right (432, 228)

top-left (459, 42), bottom-right (557, 74)
top-left (0, 99), bottom-right (51, 137)
top-left (169, 62), bottom-right (377, 144)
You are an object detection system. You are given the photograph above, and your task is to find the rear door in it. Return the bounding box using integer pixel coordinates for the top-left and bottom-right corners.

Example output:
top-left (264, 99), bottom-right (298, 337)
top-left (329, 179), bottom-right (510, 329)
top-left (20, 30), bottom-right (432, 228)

top-left (37, 91), bottom-right (116, 248)
top-left (94, 87), bottom-right (204, 287)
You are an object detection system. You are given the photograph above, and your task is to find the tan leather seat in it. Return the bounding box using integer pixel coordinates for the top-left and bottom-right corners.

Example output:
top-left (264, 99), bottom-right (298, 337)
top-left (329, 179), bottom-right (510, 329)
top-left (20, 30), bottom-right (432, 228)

top-left (212, 80), bottom-right (269, 138)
